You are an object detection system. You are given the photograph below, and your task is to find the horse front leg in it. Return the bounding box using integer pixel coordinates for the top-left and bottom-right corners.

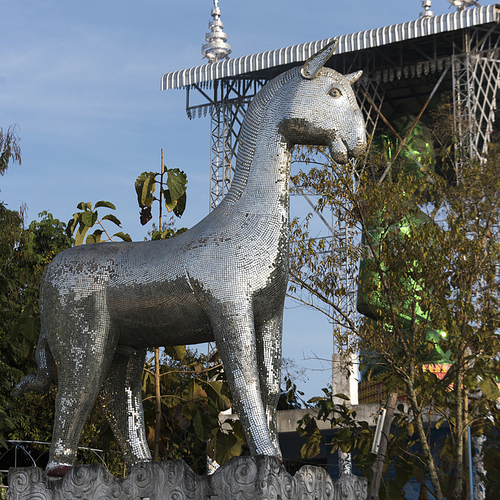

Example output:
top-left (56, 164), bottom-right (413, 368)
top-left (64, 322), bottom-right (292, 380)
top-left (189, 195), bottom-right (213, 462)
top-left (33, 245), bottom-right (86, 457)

top-left (255, 309), bottom-right (283, 458)
top-left (211, 300), bottom-right (276, 457)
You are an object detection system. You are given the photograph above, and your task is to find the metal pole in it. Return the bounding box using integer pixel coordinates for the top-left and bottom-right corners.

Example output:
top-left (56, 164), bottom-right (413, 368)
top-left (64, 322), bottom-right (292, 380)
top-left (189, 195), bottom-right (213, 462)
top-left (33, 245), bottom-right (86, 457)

top-left (468, 426), bottom-right (474, 500)
top-left (159, 149), bottom-right (164, 230)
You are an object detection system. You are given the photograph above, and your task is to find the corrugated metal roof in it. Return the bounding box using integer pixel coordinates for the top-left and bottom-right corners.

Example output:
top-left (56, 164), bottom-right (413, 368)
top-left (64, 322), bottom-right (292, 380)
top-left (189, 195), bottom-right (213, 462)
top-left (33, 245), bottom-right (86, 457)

top-left (161, 4), bottom-right (500, 90)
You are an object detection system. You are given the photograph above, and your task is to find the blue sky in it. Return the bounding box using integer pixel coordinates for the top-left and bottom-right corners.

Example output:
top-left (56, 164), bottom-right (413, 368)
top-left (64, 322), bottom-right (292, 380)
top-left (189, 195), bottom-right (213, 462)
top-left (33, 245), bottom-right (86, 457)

top-left (1, 0), bottom-right (456, 400)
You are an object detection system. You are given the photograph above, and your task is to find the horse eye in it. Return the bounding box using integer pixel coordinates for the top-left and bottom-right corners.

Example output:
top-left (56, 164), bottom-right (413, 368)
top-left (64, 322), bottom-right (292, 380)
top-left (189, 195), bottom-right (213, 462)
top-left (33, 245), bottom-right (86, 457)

top-left (329, 88), bottom-right (342, 98)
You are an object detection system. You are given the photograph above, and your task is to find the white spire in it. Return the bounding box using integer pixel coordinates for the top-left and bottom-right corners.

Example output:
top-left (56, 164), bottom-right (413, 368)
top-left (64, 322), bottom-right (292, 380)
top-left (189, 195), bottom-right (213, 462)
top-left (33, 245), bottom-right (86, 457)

top-left (448, 0), bottom-right (481, 12)
top-left (420, 0), bottom-right (433, 18)
top-left (202, 0), bottom-right (232, 63)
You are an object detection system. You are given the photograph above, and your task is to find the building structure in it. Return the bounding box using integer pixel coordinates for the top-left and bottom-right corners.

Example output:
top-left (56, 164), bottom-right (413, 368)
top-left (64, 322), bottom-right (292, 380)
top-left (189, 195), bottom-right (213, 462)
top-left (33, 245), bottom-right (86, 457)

top-left (163, 4), bottom-right (500, 200)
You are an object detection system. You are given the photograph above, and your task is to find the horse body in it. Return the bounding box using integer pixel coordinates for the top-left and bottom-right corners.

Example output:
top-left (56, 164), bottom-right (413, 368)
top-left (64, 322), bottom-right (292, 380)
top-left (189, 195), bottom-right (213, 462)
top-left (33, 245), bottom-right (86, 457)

top-left (13, 44), bottom-right (366, 476)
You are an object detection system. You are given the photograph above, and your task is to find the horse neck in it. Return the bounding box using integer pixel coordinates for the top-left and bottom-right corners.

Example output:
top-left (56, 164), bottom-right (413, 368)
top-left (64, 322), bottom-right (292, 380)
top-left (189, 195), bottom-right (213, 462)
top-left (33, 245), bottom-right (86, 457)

top-left (237, 124), bottom-right (291, 216)
top-left (218, 69), bottom-right (299, 214)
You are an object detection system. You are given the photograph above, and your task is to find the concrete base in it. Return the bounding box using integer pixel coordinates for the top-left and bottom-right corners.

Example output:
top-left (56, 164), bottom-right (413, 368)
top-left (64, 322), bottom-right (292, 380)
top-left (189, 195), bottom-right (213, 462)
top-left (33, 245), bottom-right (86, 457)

top-left (8, 456), bottom-right (368, 500)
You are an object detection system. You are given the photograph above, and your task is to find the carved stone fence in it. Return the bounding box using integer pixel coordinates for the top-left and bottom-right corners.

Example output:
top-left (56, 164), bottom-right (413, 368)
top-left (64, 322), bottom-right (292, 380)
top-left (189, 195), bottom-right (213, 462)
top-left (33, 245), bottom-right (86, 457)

top-left (8, 456), bottom-right (367, 500)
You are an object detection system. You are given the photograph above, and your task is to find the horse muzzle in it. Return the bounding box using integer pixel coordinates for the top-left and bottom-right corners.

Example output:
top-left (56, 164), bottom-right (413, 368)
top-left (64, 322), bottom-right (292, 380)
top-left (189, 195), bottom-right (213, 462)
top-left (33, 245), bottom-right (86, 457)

top-left (329, 135), bottom-right (366, 164)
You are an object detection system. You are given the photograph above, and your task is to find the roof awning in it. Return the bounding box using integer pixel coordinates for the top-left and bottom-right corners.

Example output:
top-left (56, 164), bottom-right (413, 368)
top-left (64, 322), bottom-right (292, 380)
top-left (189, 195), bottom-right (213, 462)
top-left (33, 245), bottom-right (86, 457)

top-left (161, 4), bottom-right (500, 90)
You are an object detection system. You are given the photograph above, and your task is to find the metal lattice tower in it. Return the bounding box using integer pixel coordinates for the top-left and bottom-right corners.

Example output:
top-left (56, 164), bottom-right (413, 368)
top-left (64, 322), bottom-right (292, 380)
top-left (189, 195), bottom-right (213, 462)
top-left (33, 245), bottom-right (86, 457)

top-left (184, 79), bottom-right (265, 210)
top-left (452, 27), bottom-right (500, 162)
top-left (208, 79), bottom-right (265, 209)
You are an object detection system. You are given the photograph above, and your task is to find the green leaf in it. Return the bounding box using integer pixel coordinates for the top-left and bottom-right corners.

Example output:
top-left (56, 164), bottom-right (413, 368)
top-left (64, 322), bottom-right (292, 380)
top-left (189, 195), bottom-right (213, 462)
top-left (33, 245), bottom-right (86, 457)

top-left (339, 440), bottom-right (353, 454)
top-left (81, 210), bottom-right (98, 228)
top-left (230, 419), bottom-right (246, 442)
top-left (142, 370), bottom-right (154, 392)
top-left (162, 169), bottom-right (188, 217)
top-left (205, 381), bottom-right (230, 412)
top-left (163, 189), bottom-right (175, 211)
top-left (86, 230), bottom-right (103, 244)
top-left (182, 379), bottom-right (207, 403)
top-left (166, 168), bottom-right (188, 202)
top-left (135, 172), bottom-right (157, 208)
top-left (165, 345), bottom-right (186, 361)
top-left (173, 192), bottom-right (187, 218)
top-left (406, 422), bottom-right (414, 437)
top-left (209, 429), bottom-right (242, 465)
top-left (332, 393), bottom-right (350, 400)
top-left (300, 426), bottom-right (323, 459)
top-left (101, 214), bottom-right (122, 227)
top-left (67, 213), bottom-right (81, 236)
top-left (112, 232), bottom-right (132, 242)
top-left (75, 222), bottom-right (91, 246)
top-left (77, 201), bottom-right (90, 211)
top-left (435, 418), bottom-right (445, 430)
top-left (94, 201), bottom-right (116, 210)
top-left (193, 409), bottom-right (213, 441)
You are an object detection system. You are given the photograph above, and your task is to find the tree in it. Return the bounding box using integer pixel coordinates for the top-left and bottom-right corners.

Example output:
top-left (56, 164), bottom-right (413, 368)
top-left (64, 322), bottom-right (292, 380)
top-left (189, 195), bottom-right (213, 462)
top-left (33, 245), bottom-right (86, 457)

top-left (140, 346), bottom-right (245, 474)
top-left (66, 201), bottom-right (131, 245)
top-left (290, 132), bottom-right (500, 498)
top-left (134, 161), bottom-right (188, 235)
top-left (0, 125), bottom-right (21, 176)
top-left (135, 161), bottom-right (189, 461)
top-left (0, 208), bottom-right (75, 479)
top-left (134, 161), bottom-right (246, 468)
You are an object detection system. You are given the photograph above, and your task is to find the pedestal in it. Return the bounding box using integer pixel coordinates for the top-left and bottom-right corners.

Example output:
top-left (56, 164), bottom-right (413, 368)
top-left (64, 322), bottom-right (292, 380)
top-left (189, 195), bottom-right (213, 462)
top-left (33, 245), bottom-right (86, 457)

top-left (7, 456), bottom-right (368, 500)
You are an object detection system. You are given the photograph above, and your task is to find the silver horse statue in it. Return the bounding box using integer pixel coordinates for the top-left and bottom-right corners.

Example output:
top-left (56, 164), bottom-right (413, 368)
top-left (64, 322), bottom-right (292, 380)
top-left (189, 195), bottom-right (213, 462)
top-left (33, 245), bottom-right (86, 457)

top-left (12, 40), bottom-right (366, 476)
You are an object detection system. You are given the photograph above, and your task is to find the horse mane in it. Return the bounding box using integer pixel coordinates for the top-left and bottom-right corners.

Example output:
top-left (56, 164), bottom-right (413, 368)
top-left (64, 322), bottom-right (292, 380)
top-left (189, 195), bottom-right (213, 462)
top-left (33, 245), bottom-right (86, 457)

top-left (219, 67), bottom-right (302, 207)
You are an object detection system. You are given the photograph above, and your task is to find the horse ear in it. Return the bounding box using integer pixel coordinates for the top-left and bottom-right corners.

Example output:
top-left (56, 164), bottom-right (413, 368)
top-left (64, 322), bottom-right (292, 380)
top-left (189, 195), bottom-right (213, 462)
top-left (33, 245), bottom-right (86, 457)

top-left (301, 38), bottom-right (339, 80)
top-left (345, 70), bottom-right (363, 86)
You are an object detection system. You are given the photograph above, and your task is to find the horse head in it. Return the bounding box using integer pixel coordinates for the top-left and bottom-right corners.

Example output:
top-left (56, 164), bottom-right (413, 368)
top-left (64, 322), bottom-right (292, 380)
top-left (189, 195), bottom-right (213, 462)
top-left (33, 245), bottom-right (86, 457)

top-left (278, 39), bottom-right (366, 163)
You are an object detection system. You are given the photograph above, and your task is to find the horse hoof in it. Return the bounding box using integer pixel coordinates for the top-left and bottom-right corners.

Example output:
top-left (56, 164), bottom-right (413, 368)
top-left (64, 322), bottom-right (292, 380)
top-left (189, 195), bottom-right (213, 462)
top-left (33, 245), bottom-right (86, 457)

top-left (46, 463), bottom-right (72, 477)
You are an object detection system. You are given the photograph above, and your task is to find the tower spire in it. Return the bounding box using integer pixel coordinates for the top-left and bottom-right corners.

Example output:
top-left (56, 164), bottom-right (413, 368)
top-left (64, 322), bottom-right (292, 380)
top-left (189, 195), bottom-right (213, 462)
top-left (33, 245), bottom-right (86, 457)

top-left (202, 0), bottom-right (231, 63)
top-left (420, 0), bottom-right (433, 18)
top-left (448, 0), bottom-right (481, 11)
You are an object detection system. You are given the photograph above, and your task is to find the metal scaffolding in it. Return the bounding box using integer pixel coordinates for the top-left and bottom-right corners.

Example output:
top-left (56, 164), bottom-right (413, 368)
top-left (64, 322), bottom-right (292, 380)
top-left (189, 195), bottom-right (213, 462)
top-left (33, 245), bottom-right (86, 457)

top-left (452, 27), bottom-right (500, 161)
top-left (185, 78), bottom-right (265, 210)
top-left (173, 11), bottom-right (500, 209)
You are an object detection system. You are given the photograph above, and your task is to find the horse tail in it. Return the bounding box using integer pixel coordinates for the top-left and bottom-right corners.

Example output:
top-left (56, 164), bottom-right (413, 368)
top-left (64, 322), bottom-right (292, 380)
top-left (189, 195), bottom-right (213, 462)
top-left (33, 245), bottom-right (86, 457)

top-left (10, 327), bottom-right (54, 397)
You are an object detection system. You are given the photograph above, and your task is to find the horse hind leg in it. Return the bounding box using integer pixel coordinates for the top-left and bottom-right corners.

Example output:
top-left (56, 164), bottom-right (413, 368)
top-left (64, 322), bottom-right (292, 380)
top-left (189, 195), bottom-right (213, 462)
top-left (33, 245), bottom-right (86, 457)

top-left (47, 339), bottom-right (117, 476)
top-left (11, 325), bottom-right (53, 396)
top-left (99, 345), bottom-right (151, 467)
top-left (44, 290), bottom-right (119, 476)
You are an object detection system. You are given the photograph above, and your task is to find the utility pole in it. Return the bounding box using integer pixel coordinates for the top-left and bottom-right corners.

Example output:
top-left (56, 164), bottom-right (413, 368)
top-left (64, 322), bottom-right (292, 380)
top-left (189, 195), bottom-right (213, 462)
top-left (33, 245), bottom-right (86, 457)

top-left (153, 149), bottom-right (165, 462)
top-left (368, 392), bottom-right (398, 500)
